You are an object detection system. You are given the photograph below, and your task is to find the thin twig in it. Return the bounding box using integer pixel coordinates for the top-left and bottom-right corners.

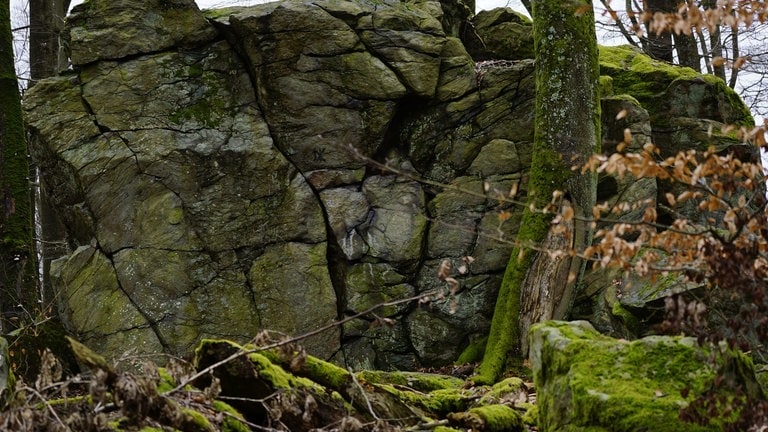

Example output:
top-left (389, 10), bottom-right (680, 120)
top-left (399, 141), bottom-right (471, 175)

top-left (23, 386), bottom-right (67, 429)
top-left (348, 367), bottom-right (379, 420)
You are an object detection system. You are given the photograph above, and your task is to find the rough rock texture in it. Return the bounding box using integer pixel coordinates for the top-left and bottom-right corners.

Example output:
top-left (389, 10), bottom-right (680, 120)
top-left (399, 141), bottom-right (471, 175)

top-left (23, 1), bottom-right (757, 368)
top-left (529, 321), bottom-right (762, 432)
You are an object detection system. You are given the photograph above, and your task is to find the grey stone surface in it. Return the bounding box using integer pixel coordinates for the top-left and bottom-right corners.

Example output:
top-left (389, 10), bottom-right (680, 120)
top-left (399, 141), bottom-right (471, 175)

top-left (23, 0), bottom-right (757, 369)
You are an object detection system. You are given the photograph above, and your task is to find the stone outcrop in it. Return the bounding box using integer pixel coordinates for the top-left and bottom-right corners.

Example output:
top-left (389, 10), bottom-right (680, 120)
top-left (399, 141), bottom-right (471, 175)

top-left (23, 0), bottom-right (757, 368)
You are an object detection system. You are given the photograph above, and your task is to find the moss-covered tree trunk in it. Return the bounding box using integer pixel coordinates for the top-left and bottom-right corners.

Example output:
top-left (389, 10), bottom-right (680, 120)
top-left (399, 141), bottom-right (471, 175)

top-left (475, 0), bottom-right (600, 384)
top-left (0, 0), bottom-right (35, 334)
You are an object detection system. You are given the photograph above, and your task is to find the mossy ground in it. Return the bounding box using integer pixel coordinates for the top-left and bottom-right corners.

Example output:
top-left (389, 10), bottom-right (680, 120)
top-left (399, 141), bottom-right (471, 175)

top-left (190, 339), bottom-right (533, 430)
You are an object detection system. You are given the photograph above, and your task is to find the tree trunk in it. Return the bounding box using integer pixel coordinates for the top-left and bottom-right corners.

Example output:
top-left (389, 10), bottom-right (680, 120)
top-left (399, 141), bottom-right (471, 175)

top-left (728, 27), bottom-right (739, 88)
top-left (29, 0), bottom-right (70, 83)
top-left (475, 0), bottom-right (600, 384)
top-left (644, 0), bottom-right (675, 62)
top-left (701, 0), bottom-right (724, 79)
top-left (674, 31), bottom-right (700, 72)
top-left (708, 26), bottom-right (725, 81)
top-left (29, 0), bottom-right (71, 311)
top-left (0, 0), bottom-right (35, 334)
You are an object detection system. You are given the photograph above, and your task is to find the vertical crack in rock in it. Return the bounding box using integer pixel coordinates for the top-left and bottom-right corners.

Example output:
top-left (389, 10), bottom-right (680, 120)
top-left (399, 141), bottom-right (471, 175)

top-left (101, 246), bottom-right (171, 352)
top-left (79, 91), bottom-right (111, 134)
top-left (205, 18), bottom-right (343, 357)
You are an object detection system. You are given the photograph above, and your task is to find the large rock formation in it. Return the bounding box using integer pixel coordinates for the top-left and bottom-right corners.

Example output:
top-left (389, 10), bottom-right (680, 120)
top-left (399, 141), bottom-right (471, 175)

top-left (23, 0), bottom-right (756, 368)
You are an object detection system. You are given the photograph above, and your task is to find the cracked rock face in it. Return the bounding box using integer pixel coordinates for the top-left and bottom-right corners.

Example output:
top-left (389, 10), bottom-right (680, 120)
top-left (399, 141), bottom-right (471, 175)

top-left (23, 0), bottom-right (756, 368)
top-left (33, 21), bottom-right (334, 358)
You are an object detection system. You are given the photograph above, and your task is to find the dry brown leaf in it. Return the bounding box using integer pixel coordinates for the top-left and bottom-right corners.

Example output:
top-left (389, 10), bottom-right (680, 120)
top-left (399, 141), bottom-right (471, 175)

top-left (509, 181), bottom-right (519, 198)
top-left (437, 259), bottom-right (451, 281)
top-left (665, 192), bottom-right (676, 206)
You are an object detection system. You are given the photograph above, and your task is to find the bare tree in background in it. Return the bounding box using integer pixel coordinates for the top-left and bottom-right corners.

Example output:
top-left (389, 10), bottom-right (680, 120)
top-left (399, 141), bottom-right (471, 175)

top-left (28, 0), bottom-right (70, 309)
top-left (10, 1), bottom-right (29, 87)
top-left (29, 0), bottom-right (69, 82)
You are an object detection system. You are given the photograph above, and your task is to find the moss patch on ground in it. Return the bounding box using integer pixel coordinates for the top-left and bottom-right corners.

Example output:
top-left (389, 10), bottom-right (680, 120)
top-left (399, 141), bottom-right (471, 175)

top-left (448, 404), bottom-right (524, 431)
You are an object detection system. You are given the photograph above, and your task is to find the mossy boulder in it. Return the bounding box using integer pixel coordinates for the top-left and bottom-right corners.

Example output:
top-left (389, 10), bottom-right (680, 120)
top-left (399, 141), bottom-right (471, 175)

top-left (530, 320), bottom-right (763, 432)
top-left (599, 45), bottom-right (753, 128)
top-left (447, 404), bottom-right (524, 431)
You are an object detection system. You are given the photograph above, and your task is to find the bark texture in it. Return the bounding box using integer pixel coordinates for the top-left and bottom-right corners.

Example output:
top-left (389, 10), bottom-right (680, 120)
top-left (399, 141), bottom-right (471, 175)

top-left (476, 0), bottom-right (600, 383)
top-left (29, 0), bottom-right (71, 82)
top-left (644, 0), bottom-right (675, 62)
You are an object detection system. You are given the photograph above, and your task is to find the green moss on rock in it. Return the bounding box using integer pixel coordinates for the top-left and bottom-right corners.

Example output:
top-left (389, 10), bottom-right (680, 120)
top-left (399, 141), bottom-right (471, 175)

top-left (456, 336), bottom-right (487, 364)
top-left (156, 367), bottom-right (175, 393)
top-left (530, 321), bottom-right (761, 431)
top-left (610, 301), bottom-right (638, 333)
top-left (489, 377), bottom-right (525, 397)
top-left (194, 339), bottom-right (335, 395)
top-left (599, 45), bottom-right (753, 127)
top-left (261, 348), bottom-right (352, 390)
top-left (478, 377), bottom-right (527, 406)
top-left (522, 404), bottom-right (538, 426)
top-left (599, 75), bottom-right (614, 96)
top-left (357, 370), bottom-right (463, 392)
top-left (211, 400), bottom-right (249, 432)
top-left (374, 383), bottom-right (468, 414)
top-left (448, 404), bottom-right (524, 431)
top-left (179, 407), bottom-right (215, 432)
top-left (471, 404), bottom-right (524, 431)
top-left (599, 45), bottom-right (699, 103)
top-left (433, 426), bottom-right (464, 432)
